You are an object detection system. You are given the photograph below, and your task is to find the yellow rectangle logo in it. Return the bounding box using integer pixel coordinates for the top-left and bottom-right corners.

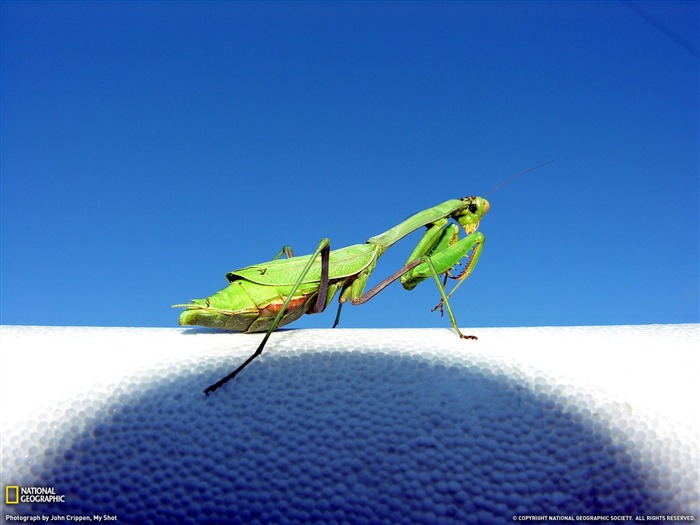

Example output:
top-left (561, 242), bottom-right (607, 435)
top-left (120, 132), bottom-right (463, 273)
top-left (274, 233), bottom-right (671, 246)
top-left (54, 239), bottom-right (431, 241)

top-left (5, 485), bottom-right (19, 504)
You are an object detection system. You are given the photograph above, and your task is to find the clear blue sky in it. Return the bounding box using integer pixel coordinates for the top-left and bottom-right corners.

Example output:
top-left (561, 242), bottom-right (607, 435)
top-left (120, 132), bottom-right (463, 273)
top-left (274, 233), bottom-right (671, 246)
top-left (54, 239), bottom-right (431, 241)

top-left (1, 1), bottom-right (698, 330)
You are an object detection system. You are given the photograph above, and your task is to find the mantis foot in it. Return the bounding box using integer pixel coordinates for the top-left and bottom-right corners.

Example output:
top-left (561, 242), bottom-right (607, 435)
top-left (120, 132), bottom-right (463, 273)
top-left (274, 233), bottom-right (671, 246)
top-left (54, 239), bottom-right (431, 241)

top-left (431, 300), bottom-right (445, 316)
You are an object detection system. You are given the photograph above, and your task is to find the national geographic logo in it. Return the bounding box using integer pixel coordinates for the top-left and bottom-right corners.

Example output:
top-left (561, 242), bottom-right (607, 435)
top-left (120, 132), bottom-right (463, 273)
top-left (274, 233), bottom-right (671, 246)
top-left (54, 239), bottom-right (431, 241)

top-left (5, 485), bottom-right (66, 504)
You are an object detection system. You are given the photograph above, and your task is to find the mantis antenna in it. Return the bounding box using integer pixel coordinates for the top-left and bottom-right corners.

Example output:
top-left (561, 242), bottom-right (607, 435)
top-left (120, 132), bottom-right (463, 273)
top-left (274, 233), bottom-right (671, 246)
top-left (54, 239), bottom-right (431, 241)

top-left (484, 160), bottom-right (553, 197)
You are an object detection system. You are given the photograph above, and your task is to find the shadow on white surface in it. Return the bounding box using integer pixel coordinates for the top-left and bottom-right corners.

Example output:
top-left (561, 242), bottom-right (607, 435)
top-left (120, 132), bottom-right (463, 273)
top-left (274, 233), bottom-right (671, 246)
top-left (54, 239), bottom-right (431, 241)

top-left (1, 325), bottom-right (698, 523)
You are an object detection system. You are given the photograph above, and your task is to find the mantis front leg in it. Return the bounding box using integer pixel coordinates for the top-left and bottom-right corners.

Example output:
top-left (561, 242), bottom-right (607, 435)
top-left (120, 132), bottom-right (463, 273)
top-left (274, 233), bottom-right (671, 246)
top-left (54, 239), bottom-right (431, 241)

top-left (400, 219), bottom-right (484, 289)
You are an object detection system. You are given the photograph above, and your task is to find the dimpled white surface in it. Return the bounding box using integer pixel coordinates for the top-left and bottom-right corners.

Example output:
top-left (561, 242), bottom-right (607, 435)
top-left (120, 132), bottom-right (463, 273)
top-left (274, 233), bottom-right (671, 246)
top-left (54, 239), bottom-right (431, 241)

top-left (1, 325), bottom-right (698, 523)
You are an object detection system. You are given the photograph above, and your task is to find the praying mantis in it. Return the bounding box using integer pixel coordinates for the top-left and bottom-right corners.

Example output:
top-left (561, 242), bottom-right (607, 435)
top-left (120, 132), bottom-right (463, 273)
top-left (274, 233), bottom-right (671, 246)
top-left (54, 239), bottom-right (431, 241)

top-left (175, 163), bottom-right (551, 394)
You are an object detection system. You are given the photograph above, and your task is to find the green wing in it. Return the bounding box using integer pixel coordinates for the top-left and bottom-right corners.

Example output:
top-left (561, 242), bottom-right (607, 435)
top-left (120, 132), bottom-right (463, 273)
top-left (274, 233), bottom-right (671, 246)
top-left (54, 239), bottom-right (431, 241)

top-left (227, 243), bottom-right (379, 286)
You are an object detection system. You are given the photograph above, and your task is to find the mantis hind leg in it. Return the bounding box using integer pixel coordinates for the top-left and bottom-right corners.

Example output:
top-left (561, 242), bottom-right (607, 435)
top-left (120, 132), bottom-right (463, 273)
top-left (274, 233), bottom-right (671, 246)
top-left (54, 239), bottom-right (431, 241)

top-left (204, 238), bottom-right (331, 395)
top-left (271, 246), bottom-right (295, 259)
top-left (332, 301), bottom-right (344, 328)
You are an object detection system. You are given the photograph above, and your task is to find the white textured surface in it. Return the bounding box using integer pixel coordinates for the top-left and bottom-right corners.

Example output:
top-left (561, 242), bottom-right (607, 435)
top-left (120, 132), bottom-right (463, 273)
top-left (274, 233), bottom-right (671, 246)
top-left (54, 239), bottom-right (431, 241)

top-left (1, 324), bottom-right (698, 523)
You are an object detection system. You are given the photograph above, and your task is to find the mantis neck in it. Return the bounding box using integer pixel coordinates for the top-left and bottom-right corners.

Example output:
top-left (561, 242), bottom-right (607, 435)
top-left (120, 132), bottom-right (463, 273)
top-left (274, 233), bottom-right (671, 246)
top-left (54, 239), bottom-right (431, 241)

top-left (366, 198), bottom-right (464, 248)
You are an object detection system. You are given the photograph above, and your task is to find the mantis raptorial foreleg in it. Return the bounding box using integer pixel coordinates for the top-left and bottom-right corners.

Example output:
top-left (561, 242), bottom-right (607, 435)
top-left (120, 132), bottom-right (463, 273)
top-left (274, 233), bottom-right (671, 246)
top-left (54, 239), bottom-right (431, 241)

top-left (204, 238), bottom-right (332, 394)
top-left (431, 237), bottom-right (484, 313)
top-left (400, 218), bottom-right (451, 268)
top-left (400, 217), bottom-right (483, 288)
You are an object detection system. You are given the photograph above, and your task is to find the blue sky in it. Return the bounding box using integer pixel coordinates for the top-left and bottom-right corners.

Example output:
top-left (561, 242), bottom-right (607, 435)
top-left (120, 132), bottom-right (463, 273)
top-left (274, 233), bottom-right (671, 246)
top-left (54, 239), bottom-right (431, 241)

top-left (1, 1), bottom-right (698, 330)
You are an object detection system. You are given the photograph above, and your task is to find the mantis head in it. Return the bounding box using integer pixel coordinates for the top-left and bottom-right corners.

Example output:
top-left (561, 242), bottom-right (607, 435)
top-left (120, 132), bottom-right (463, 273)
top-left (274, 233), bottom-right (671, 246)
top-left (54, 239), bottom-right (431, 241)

top-left (450, 161), bottom-right (551, 234)
top-left (454, 196), bottom-right (489, 234)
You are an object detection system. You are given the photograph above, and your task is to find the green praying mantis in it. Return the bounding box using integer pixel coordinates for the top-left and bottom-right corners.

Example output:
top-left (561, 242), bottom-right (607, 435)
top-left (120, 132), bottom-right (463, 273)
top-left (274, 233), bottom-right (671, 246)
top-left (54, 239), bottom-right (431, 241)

top-left (175, 162), bottom-right (551, 394)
